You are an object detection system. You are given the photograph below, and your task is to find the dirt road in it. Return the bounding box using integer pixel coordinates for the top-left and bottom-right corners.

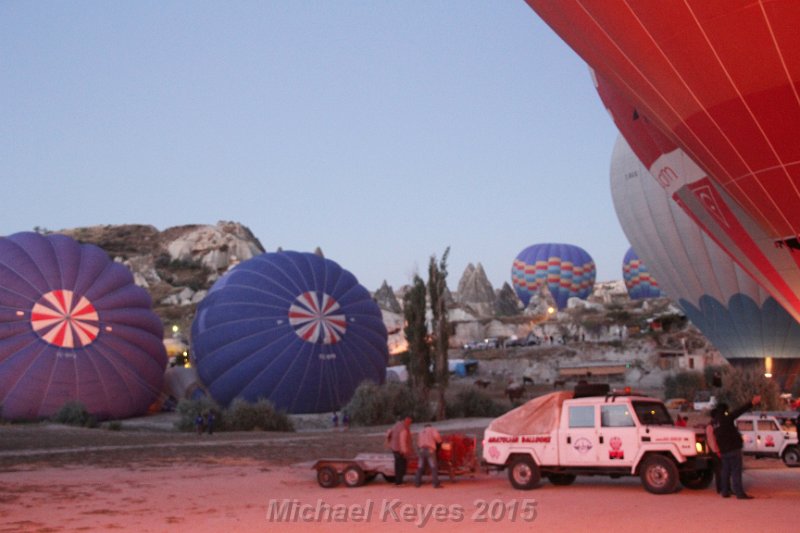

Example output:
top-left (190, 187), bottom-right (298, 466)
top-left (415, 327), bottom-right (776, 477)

top-left (0, 419), bottom-right (797, 532)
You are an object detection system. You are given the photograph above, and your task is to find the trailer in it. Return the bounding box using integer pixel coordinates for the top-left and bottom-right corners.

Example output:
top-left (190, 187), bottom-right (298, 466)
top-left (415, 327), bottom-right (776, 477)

top-left (312, 433), bottom-right (477, 488)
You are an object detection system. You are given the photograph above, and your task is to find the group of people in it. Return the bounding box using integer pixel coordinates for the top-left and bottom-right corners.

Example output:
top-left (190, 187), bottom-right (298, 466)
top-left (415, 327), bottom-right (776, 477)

top-left (703, 395), bottom-right (761, 499)
top-left (194, 411), bottom-right (215, 435)
top-left (385, 417), bottom-right (444, 488)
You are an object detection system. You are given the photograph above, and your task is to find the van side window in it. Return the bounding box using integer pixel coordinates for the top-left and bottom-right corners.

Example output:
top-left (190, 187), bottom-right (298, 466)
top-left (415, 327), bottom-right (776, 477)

top-left (737, 420), bottom-right (754, 431)
top-left (569, 405), bottom-right (595, 428)
top-left (601, 405), bottom-right (635, 427)
top-left (757, 420), bottom-right (778, 431)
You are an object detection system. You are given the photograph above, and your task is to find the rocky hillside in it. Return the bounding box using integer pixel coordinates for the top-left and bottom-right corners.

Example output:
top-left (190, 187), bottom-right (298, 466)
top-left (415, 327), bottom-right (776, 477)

top-left (59, 221), bottom-right (265, 336)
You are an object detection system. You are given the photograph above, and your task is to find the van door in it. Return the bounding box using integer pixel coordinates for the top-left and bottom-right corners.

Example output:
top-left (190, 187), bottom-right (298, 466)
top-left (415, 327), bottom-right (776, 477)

top-left (597, 404), bottom-right (637, 467)
top-left (560, 404), bottom-right (599, 465)
top-left (755, 418), bottom-right (784, 454)
top-left (736, 419), bottom-right (756, 452)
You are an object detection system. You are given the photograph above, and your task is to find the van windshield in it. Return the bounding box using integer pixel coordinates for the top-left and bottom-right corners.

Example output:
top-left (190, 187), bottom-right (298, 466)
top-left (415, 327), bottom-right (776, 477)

top-left (632, 401), bottom-right (674, 426)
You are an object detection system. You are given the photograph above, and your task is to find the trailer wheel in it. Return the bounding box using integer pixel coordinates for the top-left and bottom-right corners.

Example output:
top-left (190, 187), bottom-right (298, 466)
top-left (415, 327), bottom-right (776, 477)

top-left (342, 465), bottom-right (366, 487)
top-left (508, 456), bottom-right (540, 490)
top-left (782, 445), bottom-right (800, 467)
top-left (317, 466), bottom-right (340, 488)
top-left (640, 455), bottom-right (679, 494)
top-left (679, 467), bottom-right (714, 490)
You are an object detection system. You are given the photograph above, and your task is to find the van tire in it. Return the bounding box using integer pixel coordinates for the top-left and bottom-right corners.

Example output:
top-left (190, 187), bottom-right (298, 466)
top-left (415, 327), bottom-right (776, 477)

top-left (640, 455), bottom-right (679, 494)
top-left (508, 456), bottom-right (540, 490)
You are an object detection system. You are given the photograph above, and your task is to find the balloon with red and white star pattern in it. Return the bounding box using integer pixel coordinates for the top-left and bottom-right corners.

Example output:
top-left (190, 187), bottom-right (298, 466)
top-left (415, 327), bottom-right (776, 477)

top-left (0, 232), bottom-right (166, 421)
top-left (191, 251), bottom-right (387, 414)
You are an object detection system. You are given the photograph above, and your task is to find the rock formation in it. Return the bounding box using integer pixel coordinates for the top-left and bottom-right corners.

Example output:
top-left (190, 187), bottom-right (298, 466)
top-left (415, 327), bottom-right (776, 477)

top-left (374, 280), bottom-right (402, 313)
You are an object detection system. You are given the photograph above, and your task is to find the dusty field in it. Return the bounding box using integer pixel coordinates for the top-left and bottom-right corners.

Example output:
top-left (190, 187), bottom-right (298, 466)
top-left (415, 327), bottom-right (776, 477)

top-left (1, 415), bottom-right (798, 532)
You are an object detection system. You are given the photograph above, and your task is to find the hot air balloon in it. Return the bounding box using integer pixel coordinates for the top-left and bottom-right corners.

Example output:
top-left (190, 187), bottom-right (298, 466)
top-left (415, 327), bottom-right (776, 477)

top-left (622, 248), bottom-right (663, 300)
top-left (191, 251), bottom-right (387, 414)
top-left (0, 232), bottom-right (167, 421)
top-left (511, 243), bottom-right (596, 310)
top-left (611, 136), bottom-right (800, 387)
top-left (593, 70), bottom-right (800, 326)
top-left (525, 0), bottom-right (800, 323)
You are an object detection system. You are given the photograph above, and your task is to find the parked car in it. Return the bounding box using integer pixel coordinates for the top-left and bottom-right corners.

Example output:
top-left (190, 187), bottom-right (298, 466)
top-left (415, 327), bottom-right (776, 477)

top-left (736, 412), bottom-right (799, 467)
top-left (692, 391), bottom-right (717, 412)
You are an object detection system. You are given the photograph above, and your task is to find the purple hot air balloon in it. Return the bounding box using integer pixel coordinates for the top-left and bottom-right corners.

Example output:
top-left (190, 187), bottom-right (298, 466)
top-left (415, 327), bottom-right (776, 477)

top-left (0, 232), bottom-right (167, 420)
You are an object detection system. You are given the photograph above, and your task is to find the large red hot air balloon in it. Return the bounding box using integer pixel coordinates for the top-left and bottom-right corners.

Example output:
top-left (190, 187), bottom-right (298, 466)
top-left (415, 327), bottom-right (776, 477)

top-left (524, 1), bottom-right (800, 322)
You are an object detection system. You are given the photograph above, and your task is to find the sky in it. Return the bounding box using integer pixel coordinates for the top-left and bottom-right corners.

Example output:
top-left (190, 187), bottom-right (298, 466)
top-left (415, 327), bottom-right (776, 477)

top-left (1, 1), bottom-right (627, 292)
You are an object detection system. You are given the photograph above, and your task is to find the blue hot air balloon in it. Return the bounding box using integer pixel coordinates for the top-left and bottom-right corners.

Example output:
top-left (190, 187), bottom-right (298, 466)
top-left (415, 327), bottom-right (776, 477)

top-left (0, 232), bottom-right (167, 421)
top-left (622, 248), bottom-right (663, 300)
top-left (511, 243), bottom-right (596, 310)
top-left (191, 251), bottom-right (388, 414)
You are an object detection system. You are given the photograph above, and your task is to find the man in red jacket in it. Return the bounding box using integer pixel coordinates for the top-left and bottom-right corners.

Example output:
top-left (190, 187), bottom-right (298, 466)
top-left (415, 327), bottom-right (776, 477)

top-left (386, 417), bottom-right (412, 485)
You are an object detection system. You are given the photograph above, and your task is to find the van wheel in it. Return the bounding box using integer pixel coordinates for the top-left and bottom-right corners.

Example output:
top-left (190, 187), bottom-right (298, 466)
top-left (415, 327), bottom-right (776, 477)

top-left (640, 455), bottom-right (679, 494)
top-left (508, 456), bottom-right (540, 490)
top-left (782, 445), bottom-right (800, 467)
top-left (679, 467), bottom-right (714, 489)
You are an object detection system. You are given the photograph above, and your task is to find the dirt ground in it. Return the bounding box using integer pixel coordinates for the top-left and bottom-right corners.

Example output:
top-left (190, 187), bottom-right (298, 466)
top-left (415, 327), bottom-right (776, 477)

top-left (1, 414), bottom-right (798, 532)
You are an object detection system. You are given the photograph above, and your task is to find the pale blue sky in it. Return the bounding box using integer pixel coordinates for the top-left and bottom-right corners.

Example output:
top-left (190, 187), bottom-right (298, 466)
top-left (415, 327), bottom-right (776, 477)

top-left (1, 1), bottom-right (626, 291)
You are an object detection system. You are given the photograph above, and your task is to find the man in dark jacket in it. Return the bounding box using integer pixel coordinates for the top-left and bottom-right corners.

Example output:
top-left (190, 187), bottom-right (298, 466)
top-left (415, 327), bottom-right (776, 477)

top-left (712, 395), bottom-right (761, 499)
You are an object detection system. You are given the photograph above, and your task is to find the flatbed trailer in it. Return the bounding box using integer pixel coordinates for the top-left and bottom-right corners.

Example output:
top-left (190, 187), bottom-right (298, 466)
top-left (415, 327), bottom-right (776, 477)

top-left (312, 433), bottom-right (477, 488)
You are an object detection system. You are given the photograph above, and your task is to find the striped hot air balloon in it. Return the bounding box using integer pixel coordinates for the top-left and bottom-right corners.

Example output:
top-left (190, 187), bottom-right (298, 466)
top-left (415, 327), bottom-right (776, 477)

top-left (511, 243), bottom-right (596, 310)
top-left (622, 248), bottom-right (663, 300)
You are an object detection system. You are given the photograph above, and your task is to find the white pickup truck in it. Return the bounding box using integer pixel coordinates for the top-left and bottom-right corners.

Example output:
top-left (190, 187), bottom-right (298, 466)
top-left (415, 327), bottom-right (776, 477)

top-left (482, 386), bottom-right (714, 494)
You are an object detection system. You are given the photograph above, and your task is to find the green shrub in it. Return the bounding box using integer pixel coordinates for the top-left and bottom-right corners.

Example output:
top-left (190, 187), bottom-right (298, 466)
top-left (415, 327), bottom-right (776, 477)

top-left (106, 420), bottom-right (123, 431)
top-left (51, 401), bottom-right (97, 428)
top-left (445, 388), bottom-right (507, 418)
top-left (175, 397), bottom-right (222, 432)
top-left (224, 398), bottom-right (293, 432)
top-left (344, 381), bottom-right (432, 426)
top-left (663, 370), bottom-right (705, 400)
top-left (715, 366), bottom-right (781, 410)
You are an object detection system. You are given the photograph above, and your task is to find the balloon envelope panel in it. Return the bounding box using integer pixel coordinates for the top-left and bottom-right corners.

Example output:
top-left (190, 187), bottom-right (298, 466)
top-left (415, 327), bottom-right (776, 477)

top-left (0, 232), bottom-right (166, 420)
top-left (622, 248), bottom-right (663, 300)
top-left (511, 243), bottom-right (595, 310)
top-left (191, 251), bottom-right (388, 414)
top-left (526, 0), bottom-right (800, 240)
top-left (610, 137), bottom-right (800, 361)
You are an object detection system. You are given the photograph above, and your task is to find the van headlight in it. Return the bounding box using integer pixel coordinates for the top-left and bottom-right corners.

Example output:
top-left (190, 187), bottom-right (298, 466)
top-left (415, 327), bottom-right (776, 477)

top-left (695, 442), bottom-right (704, 453)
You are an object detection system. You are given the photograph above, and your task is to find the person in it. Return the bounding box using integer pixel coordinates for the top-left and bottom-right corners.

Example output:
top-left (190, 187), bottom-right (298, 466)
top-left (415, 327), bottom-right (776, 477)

top-left (386, 416), bottom-right (412, 485)
top-left (342, 411), bottom-right (350, 430)
top-left (705, 407), bottom-right (722, 493)
top-left (194, 413), bottom-right (204, 435)
top-left (331, 412), bottom-right (339, 428)
top-left (712, 395), bottom-right (761, 499)
top-left (675, 415), bottom-right (687, 427)
top-left (206, 411), bottom-right (215, 435)
top-left (795, 410), bottom-right (800, 438)
top-left (414, 424), bottom-right (443, 488)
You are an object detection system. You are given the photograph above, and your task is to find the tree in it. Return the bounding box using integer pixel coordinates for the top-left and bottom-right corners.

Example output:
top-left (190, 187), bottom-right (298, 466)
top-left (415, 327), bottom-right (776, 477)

top-left (428, 247), bottom-right (450, 420)
top-left (403, 275), bottom-right (432, 399)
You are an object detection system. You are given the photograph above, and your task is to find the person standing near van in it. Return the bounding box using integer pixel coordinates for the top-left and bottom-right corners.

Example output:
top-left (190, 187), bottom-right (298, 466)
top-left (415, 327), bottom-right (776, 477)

top-left (712, 395), bottom-right (761, 499)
